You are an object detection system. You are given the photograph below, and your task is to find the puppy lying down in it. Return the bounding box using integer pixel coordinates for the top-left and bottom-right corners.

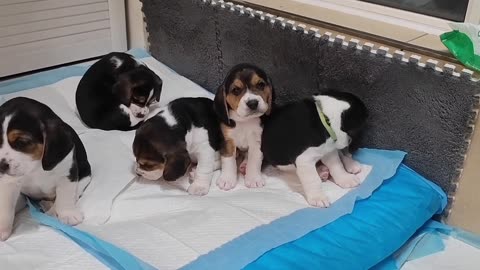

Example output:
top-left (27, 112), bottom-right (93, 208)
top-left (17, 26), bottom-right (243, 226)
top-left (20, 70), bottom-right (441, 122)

top-left (262, 90), bottom-right (368, 207)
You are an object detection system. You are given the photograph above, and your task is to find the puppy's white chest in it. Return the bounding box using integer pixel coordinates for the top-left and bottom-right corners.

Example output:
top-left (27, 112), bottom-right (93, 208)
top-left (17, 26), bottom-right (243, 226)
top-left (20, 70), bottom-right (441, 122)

top-left (230, 119), bottom-right (262, 150)
top-left (20, 170), bottom-right (58, 200)
top-left (20, 150), bottom-right (74, 200)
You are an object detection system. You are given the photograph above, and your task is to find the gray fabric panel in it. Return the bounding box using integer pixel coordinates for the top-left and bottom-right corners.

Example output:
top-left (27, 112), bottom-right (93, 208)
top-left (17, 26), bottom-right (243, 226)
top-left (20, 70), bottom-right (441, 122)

top-left (141, 0), bottom-right (480, 196)
top-left (216, 9), bottom-right (321, 102)
top-left (142, 0), bottom-right (222, 90)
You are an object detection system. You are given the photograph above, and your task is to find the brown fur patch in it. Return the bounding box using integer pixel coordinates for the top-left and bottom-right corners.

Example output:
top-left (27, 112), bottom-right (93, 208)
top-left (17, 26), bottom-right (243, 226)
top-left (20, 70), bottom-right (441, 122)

top-left (7, 129), bottom-right (44, 160)
top-left (260, 85), bottom-right (273, 115)
top-left (232, 79), bottom-right (244, 90)
top-left (225, 79), bottom-right (245, 111)
top-left (220, 123), bottom-right (236, 157)
top-left (250, 74), bottom-right (262, 86)
top-left (250, 74), bottom-right (272, 114)
top-left (226, 93), bottom-right (242, 111)
top-left (137, 158), bottom-right (165, 171)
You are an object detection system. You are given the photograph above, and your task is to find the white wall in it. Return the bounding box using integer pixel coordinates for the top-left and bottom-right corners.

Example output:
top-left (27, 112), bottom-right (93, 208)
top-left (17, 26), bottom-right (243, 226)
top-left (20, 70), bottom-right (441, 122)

top-left (126, 0), bottom-right (148, 50)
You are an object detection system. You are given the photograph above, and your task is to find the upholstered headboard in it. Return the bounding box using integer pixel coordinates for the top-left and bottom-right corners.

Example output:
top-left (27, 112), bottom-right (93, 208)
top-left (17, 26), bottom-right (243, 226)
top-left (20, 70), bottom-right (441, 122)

top-left (140, 0), bottom-right (480, 211)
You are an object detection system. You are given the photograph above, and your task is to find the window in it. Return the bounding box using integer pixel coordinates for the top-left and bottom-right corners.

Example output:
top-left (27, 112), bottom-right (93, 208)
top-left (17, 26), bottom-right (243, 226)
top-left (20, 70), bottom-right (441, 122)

top-left (359, 0), bottom-right (470, 22)
top-left (293, 0), bottom-right (480, 35)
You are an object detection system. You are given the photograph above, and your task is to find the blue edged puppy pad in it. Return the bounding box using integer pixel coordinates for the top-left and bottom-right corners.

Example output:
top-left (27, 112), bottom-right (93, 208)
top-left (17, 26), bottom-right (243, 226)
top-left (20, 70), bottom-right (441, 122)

top-left (244, 165), bottom-right (446, 270)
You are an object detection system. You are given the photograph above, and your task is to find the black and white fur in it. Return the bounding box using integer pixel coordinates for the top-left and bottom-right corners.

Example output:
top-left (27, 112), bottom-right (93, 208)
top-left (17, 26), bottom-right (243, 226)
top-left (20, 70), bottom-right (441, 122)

top-left (262, 90), bottom-right (368, 207)
top-left (133, 98), bottom-right (222, 195)
top-left (76, 52), bottom-right (162, 131)
top-left (0, 97), bottom-right (91, 241)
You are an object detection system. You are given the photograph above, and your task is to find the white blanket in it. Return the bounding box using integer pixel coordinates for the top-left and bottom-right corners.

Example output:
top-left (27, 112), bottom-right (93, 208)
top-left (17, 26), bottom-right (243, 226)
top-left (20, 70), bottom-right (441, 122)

top-left (0, 56), bottom-right (371, 270)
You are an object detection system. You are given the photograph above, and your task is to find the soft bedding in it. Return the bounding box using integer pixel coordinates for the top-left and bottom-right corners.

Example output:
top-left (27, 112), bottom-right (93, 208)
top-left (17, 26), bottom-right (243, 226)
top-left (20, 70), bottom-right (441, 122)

top-left (0, 50), bottom-right (446, 270)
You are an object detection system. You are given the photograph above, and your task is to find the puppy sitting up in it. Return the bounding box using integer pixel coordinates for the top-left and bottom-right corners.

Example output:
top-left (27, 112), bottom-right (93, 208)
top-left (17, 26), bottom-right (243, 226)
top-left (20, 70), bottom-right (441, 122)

top-left (0, 97), bottom-right (91, 241)
top-left (133, 98), bottom-right (222, 195)
top-left (214, 64), bottom-right (274, 190)
top-left (261, 90), bottom-right (368, 207)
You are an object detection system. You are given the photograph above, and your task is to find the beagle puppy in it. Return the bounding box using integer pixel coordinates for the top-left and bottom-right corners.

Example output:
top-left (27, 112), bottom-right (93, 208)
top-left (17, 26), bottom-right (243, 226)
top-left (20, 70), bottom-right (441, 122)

top-left (261, 90), bottom-right (368, 207)
top-left (214, 64), bottom-right (274, 190)
top-left (133, 97), bottom-right (222, 195)
top-left (76, 52), bottom-right (163, 131)
top-left (0, 97), bottom-right (91, 241)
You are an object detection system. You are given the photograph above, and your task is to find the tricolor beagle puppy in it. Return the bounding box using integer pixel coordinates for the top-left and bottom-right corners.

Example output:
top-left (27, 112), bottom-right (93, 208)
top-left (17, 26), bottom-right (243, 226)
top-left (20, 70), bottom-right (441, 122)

top-left (76, 52), bottom-right (162, 131)
top-left (133, 98), bottom-right (222, 195)
top-left (261, 90), bottom-right (368, 207)
top-left (0, 97), bottom-right (91, 241)
top-left (214, 64), bottom-right (274, 190)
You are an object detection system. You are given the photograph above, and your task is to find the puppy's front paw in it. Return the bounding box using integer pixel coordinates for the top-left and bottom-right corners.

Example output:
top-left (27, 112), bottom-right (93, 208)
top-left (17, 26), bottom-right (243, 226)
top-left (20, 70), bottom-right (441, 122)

top-left (305, 191), bottom-right (331, 208)
top-left (187, 182), bottom-right (210, 196)
top-left (0, 225), bottom-right (12, 241)
top-left (56, 208), bottom-right (84, 226)
top-left (334, 173), bottom-right (360, 189)
top-left (216, 172), bottom-right (238, 191)
top-left (345, 160), bottom-right (362, 174)
top-left (244, 174), bottom-right (265, 188)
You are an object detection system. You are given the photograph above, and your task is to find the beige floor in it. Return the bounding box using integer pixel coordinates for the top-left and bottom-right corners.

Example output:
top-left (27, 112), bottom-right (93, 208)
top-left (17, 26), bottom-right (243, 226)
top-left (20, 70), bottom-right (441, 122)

top-left (243, 0), bottom-right (447, 52)
top-left (242, 0), bottom-right (480, 233)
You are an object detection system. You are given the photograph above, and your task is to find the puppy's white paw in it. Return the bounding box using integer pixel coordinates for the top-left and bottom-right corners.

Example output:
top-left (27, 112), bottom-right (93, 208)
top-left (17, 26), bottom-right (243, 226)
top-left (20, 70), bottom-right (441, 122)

top-left (187, 183), bottom-right (210, 196)
top-left (334, 173), bottom-right (360, 189)
top-left (345, 160), bottom-right (362, 174)
top-left (216, 173), bottom-right (238, 191)
top-left (244, 174), bottom-right (265, 188)
top-left (56, 208), bottom-right (84, 226)
top-left (0, 225), bottom-right (12, 241)
top-left (305, 191), bottom-right (331, 208)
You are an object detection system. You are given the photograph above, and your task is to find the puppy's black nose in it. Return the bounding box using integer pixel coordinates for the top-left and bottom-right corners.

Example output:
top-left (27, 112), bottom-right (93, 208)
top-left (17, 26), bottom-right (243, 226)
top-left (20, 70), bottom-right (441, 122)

top-left (136, 113), bottom-right (146, 118)
top-left (246, 100), bottom-right (259, 110)
top-left (0, 159), bottom-right (9, 174)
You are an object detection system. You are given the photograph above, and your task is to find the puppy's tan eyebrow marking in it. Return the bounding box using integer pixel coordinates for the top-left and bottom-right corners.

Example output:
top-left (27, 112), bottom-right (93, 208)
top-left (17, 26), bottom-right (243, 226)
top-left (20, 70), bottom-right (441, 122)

top-left (7, 129), bottom-right (44, 160)
top-left (137, 158), bottom-right (165, 171)
top-left (231, 79), bottom-right (244, 90)
top-left (250, 73), bottom-right (264, 86)
top-left (7, 129), bottom-right (32, 142)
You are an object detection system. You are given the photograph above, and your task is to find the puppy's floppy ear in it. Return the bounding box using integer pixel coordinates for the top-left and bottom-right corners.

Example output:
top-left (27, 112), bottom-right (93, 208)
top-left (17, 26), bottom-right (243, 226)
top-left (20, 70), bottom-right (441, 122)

top-left (152, 73), bottom-right (163, 103)
top-left (163, 149), bottom-right (191, 181)
top-left (214, 84), bottom-right (233, 126)
top-left (112, 75), bottom-right (132, 105)
top-left (42, 119), bottom-right (74, 171)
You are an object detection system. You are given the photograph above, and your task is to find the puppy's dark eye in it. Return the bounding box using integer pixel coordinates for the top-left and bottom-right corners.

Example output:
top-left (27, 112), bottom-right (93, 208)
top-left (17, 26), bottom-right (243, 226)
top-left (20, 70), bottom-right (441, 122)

top-left (133, 96), bottom-right (146, 103)
top-left (232, 87), bottom-right (242, 96)
top-left (256, 82), bottom-right (266, 89)
top-left (14, 138), bottom-right (32, 148)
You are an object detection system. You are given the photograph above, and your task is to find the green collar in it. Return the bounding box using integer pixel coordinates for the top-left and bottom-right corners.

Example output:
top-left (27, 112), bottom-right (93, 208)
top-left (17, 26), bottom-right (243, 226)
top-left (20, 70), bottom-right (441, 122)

top-left (315, 101), bottom-right (337, 142)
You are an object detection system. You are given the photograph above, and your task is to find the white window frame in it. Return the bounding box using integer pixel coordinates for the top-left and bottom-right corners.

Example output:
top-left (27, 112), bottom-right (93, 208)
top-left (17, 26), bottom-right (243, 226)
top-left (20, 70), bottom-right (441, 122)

top-left (293, 0), bottom-right (480, 35)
